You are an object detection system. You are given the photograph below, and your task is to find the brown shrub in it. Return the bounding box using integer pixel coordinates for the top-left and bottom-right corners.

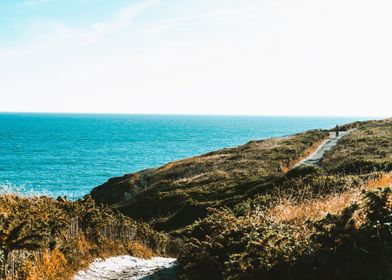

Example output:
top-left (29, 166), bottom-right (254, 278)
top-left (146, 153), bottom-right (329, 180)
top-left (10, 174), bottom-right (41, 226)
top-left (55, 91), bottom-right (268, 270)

top-left (25, 248), bottom-right (69, 280)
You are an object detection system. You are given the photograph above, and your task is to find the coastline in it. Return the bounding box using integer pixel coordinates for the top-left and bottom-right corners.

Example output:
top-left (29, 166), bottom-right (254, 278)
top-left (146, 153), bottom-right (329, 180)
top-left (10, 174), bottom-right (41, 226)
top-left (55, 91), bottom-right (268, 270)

top-left (0, 118), bottom-right (391, 280)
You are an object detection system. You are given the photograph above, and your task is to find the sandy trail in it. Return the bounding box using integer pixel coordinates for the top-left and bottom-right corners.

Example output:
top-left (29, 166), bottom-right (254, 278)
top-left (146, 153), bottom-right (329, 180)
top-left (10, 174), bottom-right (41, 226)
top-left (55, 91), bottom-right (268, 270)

top-left (74, 256), bottom-right (177, 280)
top-left (294, 130), bottom-right (352, 167)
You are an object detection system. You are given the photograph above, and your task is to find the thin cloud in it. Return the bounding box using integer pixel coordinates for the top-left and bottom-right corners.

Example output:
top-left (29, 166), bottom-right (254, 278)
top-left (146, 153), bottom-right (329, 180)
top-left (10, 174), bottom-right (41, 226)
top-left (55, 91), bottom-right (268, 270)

top-left (71, 0), bottom-right (161, 45)
top-left (91, 0), bottom-right (160, 34)
top-left (1, 0), bottom-right (161, 59)
top-left (3, 0), bottom-right (391, 116)
top-left (19, 0), bottom-right (55, 7)
top-left (133, 3), bottom-right (265, 36)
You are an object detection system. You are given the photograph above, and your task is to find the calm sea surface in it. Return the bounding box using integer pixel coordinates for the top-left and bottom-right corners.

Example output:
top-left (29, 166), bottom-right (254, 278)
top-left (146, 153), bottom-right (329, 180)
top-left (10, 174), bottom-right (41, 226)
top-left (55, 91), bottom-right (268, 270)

top-left (0, 114), bottom-right (370, 198)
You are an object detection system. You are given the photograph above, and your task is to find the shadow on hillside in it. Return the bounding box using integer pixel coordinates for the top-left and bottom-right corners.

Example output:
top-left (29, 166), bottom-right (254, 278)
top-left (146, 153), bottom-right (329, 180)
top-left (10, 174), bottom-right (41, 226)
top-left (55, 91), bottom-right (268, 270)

top-left (140, 265), bottom-right (178, 280)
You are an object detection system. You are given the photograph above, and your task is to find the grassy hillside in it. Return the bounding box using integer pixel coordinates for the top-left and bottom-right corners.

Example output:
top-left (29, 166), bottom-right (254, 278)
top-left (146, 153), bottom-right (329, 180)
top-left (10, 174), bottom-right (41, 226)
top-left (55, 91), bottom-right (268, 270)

top-left (322, 120), bottom-right (392, 174)
top-left (3, 118), bottom-right (391, 279)
top-left (88, 118), bottom-right (392, 280)
top-left (179, 174), bottom-right (392, 280)
top-left (91, 130), bottom-right (328, 231)
top-left (178, 118), bottom-right (392, 279)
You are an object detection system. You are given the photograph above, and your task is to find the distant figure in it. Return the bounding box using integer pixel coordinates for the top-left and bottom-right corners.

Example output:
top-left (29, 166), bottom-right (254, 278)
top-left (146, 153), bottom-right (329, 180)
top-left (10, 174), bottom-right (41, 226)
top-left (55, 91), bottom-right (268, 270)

top-left (335, 125), bottom-right (340, 137)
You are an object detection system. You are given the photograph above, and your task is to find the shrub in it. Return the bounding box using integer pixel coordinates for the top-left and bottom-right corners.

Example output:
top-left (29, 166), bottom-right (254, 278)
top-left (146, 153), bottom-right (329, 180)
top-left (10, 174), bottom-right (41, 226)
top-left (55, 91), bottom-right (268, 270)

top-left (179, 185), bottom-right (392, 280)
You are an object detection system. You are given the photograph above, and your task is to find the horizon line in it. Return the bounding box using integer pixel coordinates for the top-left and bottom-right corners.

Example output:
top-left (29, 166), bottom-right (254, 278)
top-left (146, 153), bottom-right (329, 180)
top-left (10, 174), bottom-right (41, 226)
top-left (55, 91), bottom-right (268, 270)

top-left (0, 111), bottom-right (386, 119)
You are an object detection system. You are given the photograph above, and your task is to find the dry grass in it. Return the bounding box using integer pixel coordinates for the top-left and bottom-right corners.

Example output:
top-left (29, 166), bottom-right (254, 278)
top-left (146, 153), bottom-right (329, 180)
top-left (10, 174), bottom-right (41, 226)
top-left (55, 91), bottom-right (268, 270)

top-left (0, 194), bottom-right (170, 280)
top-left (321, 119), bottom-right (392, 174)
top-left (268, 172), bottom-right (392, 226)
top-left (126, 242), bottom-right (155, 259)
top-left (157, 153), bottom-right (231, 173)
top-left (287, 137), bottom-right (327, 170)
top-left (91, 130), bottom-right (328, 231)
top-left (20, 236), bottom-right (158, 280)
top-left (269, 190), bottom-right (359, 225)
top-left (366, 172), bottom-right (392, 190)
top-left (24, 248), bottom-right (70, 280)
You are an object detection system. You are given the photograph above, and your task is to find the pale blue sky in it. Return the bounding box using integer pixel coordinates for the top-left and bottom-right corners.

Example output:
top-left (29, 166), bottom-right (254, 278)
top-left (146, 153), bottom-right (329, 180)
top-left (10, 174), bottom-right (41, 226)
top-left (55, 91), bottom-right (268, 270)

top-left (0, 0), bottom-right (391, 116)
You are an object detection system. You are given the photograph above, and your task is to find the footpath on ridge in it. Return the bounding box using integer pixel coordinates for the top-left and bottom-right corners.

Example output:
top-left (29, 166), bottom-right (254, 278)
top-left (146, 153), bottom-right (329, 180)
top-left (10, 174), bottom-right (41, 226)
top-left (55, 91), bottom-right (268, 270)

top-left (245, 129), bottom-right (353, 196)
top-left (294, 130), bottom-right (353, 167)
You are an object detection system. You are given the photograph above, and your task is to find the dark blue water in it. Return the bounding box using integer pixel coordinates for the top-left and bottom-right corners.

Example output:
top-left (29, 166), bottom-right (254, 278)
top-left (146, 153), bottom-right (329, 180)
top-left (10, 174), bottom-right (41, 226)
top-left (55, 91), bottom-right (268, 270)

top-left (0, 114), bottom-right (369, 198)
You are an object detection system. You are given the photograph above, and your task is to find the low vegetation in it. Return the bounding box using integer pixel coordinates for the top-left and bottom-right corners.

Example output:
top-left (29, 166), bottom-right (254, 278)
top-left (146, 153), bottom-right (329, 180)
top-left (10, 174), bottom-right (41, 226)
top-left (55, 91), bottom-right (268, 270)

top-left (0, 195), bottom-right (173, 279)
top-left (178, 119), bottom-right (392, 279)
top-left (91, 130), bottom-right (328, 231)
top-left (322, 119), bottom-right (392, 174)
top-left (179, 174), bottom-right (392, 279)
top-left (2, 118), bottom-right (391, 279)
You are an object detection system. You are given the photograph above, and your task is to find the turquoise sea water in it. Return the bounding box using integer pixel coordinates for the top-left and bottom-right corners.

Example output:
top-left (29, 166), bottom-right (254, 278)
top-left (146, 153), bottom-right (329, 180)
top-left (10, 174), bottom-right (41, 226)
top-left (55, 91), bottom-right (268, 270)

top-left (0, 114), bottom-right (370, 198)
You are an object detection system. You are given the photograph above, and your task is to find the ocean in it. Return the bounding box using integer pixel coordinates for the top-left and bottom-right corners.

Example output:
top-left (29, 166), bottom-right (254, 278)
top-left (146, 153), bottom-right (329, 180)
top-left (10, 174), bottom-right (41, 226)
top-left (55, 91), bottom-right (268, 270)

top-left (0, 113), bottom-right (369, 198)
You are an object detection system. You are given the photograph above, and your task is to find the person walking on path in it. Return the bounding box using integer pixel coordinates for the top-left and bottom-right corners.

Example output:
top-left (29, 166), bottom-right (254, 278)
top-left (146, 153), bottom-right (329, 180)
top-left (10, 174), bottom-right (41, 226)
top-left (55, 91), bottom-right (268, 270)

top-left (335, 125), bottom-right (340, 137)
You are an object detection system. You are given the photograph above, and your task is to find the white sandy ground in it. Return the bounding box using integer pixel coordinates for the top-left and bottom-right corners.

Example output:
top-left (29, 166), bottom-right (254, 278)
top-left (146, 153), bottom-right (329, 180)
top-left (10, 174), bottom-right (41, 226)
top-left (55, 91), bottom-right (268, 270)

top-left (73, 256), bottom-right (177, 280)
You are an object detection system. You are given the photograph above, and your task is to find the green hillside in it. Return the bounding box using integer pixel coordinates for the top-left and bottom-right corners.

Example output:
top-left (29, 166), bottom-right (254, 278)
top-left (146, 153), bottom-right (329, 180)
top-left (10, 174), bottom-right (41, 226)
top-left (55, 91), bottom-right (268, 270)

top-left (91, 118), bottom-right (392, 280)
top-left (91, 130), bottom-right (328, 231)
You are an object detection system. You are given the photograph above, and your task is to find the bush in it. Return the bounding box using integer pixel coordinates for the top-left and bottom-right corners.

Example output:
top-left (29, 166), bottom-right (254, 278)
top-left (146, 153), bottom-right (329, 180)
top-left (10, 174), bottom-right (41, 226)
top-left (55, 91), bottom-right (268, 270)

top-left (179, 209), bottom-right (309, 280)
top-left (0, 195), bottom-right (171, 279)
top-left (179, 187), bottom-right (392, 280)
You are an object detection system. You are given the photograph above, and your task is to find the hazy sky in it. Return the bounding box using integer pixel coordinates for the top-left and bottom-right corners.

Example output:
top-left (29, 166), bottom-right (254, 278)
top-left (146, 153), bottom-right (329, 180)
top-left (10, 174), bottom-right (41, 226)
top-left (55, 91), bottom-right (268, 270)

top-left (0, 0), bottom-right (391, 116)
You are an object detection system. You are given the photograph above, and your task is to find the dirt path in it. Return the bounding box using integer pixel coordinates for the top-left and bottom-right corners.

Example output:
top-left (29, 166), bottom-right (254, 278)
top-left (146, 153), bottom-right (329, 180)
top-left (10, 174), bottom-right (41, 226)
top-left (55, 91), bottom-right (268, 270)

top-left (73, 256), bottom-right (177, 280)
top-left (294, 130), bottom-right (352, 167)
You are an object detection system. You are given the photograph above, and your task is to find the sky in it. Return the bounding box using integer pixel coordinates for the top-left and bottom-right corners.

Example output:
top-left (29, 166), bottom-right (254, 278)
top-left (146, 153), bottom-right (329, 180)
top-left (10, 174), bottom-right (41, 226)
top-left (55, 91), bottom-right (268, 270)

top-left (0, 0), bottom-right (391, 117)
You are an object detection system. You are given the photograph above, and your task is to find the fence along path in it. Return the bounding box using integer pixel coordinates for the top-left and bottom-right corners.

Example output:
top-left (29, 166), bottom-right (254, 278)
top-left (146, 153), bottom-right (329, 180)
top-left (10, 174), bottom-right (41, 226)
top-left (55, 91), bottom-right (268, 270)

top-left (0, 217), bottom-right (166, 280)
